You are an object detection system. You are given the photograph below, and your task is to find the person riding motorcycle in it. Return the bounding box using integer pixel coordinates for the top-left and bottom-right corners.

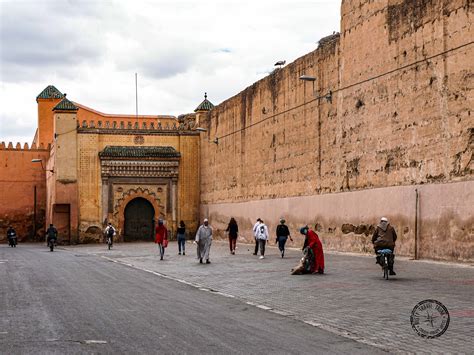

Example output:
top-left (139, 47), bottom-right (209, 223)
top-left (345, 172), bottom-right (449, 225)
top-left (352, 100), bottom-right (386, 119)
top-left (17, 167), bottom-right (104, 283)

top-left (7, 225), bottom-right (17, 246)
top-left (372, 217), bottom-right (397, 275)
top-left (46, 223), bottom-right (58, 247)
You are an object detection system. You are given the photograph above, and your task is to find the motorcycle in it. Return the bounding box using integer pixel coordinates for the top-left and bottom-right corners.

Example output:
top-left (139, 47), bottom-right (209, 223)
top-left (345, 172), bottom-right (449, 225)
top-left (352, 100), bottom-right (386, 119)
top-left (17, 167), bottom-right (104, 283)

top-left (8, 236), bottom-right (17, 247)
top-left (48, 238), bottom-right (56, 252)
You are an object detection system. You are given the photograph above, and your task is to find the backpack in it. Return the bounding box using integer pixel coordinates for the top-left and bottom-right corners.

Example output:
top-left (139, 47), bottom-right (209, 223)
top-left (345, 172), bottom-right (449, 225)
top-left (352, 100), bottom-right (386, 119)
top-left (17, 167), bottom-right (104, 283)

top-left (107, 227), bottom-right (115, 237)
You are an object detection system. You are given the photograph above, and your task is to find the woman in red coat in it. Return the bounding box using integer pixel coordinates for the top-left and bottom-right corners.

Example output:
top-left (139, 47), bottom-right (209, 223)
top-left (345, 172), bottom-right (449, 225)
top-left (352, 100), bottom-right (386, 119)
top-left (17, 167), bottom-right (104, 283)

top-left (300, 225), bottom-right (325, 274)
top-left (155, 219), bottom-right (168, 260)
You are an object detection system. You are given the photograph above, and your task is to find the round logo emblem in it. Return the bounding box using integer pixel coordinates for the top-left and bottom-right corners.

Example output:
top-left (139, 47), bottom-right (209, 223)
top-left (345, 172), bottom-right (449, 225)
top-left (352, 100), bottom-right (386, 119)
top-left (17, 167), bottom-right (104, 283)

top-left (410, 299), bottom-right (450, 338)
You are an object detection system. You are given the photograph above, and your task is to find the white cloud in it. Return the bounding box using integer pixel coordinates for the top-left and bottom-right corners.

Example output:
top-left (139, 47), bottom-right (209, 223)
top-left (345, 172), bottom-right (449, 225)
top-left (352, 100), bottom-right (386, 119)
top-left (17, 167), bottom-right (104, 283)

top-left (0, 0), bottom-right (340, 143)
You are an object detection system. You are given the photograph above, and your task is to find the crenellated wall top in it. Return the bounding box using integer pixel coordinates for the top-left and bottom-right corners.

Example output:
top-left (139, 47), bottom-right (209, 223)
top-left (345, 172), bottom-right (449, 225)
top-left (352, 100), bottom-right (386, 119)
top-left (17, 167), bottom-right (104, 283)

top-left (76, 118), bottom-right (200, 134)
top-left (0, 142), bottom-right (51, 151)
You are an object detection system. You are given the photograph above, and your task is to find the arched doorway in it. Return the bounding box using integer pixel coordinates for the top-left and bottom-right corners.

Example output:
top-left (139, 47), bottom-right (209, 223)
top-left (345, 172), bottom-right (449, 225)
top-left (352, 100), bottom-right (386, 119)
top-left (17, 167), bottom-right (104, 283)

top-left (124, 198), bottom-right (155, 242)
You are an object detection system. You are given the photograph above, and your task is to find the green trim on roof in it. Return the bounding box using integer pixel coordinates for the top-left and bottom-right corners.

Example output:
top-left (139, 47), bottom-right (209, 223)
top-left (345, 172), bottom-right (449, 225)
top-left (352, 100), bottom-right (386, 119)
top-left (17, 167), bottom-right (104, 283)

top-left (36, 85), bottom-right (64, 100)
top-left (99, 146), bottom-right (181, 158)
top-left (194, 93), bottom-right (215, 112)
top-left (53, 97), bottom-right (78, 111)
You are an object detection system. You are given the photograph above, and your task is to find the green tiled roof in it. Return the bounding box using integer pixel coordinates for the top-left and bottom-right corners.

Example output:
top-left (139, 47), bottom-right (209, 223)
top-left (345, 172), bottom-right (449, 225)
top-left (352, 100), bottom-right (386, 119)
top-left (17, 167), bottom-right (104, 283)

top-left (53, 97), bottom-right (78, 111)
top-left (99, 146), bottom-right (181, 158)
top-left (194, 92), bottom-right (215, 112)
top-left (36, 85), bottom-right (64, 100)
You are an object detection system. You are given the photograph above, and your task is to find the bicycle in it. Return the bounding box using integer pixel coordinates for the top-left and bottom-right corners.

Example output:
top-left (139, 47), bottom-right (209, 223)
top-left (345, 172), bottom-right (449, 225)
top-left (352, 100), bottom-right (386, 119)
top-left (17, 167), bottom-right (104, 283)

top-left (376, 249), bottom-right (393, 280)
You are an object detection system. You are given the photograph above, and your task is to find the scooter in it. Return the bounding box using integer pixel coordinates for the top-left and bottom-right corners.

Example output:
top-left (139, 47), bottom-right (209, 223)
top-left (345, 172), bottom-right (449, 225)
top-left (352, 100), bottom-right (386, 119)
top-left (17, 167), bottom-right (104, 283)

top-left (8, 236), bottom-right (17, 247)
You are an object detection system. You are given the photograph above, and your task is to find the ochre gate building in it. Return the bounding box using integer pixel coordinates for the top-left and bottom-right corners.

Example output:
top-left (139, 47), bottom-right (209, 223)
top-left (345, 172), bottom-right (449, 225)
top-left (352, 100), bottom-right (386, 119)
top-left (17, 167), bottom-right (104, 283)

top-left (0, 86), bottom-right (213, 243)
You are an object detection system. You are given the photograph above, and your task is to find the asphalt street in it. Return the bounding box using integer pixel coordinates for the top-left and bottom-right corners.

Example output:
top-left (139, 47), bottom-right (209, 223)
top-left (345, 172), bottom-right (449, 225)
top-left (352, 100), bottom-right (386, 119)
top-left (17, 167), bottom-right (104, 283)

top-left (0, 244), bottom-right (383, 354)
top-left (59, 240), bottom-right (474, 354)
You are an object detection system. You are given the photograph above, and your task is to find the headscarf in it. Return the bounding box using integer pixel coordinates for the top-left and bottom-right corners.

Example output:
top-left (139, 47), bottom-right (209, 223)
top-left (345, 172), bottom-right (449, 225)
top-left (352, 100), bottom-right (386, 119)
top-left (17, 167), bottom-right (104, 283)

top-left (300, 226), bottom-right (309, 235)
top-left (378, 217), bottom-right (389, 231)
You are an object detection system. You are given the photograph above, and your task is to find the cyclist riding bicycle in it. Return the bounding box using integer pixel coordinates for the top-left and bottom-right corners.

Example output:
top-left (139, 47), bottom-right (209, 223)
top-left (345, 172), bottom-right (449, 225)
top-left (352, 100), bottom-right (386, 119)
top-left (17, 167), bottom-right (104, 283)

top-left (104, 223), bottom-right (116, 247)
top-left (372, 217), bottom-right (397, 275)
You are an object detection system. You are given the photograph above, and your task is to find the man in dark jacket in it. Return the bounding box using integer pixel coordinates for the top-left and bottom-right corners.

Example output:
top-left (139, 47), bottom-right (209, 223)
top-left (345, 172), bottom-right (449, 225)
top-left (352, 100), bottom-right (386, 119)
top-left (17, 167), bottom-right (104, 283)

top-left (275, 218), bottom-right (292, 258)
top-left (372, 217), bottom-right (397, 275)
top-left (46, 224), bottom-right (58, 246)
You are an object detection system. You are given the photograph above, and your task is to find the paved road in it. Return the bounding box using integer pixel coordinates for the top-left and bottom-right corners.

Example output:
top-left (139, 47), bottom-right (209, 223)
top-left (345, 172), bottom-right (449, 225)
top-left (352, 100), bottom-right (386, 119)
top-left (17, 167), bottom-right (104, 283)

top-left (0, 244), bottom-right (382, 354)
top-left (64, 240), bottom-right (474, 354)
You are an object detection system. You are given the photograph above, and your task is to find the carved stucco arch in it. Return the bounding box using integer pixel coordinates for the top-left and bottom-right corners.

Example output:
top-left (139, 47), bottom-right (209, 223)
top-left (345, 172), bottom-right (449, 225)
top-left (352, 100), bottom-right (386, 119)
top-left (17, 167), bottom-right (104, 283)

top-left (114, 188), bottom-right (165, 236)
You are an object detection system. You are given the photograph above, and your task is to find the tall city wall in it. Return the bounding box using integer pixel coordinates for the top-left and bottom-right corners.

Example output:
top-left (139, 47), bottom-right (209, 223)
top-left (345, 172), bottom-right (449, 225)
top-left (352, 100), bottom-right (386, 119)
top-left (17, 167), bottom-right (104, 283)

top-left (0, 143), bottom-right (50, 241)
top-left (199, 0), bottom-right (474, 261)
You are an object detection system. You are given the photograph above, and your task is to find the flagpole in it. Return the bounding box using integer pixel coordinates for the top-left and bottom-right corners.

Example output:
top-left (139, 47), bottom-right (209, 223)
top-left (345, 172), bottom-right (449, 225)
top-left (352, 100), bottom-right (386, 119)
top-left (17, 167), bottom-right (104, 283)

top-left (135, 73), bottom-right (138, 118)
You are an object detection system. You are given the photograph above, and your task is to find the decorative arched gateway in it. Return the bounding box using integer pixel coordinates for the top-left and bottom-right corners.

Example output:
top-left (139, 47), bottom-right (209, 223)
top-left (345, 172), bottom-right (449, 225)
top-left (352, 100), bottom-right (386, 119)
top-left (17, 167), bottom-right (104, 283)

top-left (99, 146), bottom-right (180, 240)
top-left (124, 197), bottom-right (155, 241)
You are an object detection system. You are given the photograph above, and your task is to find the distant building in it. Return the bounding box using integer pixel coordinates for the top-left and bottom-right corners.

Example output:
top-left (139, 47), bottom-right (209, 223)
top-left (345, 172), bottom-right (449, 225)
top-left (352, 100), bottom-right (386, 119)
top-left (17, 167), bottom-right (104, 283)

top-left (0, 85), bottom-right (213, 243)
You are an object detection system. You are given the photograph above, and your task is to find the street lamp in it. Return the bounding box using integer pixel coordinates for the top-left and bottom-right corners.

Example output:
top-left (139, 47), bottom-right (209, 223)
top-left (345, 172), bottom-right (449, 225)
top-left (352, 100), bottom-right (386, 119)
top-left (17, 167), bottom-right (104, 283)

top-left (31, 159), bottom-right (54, 173)
top-left (299, 75), bottom-right (316, 82)
top-left (299, 75), bottom-right (333, 103)
top-left (195, 127), bottom-right (218, 144)
top-left (299, 75), bottom-right (317, 99)
top-left (31, 158), bottom-right (53, 241)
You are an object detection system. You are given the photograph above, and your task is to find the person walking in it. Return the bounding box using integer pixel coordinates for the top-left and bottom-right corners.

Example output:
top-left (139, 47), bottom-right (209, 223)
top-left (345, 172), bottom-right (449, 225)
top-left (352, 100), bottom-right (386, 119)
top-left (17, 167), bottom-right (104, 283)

top-left (195, 218), bottom-right (213, 264)
top-left (252, 218), bottom-right (262, 255)
top-left (256, 220), bottom-right (269, 259)
top-left (226, 217), bottom-right (239, 254)
top-left (177, 220), bottom-right (186, 255)
top-left (276, 218), bottom-right (292, 258)
top-left (155, 219), bottom-right (168, 260)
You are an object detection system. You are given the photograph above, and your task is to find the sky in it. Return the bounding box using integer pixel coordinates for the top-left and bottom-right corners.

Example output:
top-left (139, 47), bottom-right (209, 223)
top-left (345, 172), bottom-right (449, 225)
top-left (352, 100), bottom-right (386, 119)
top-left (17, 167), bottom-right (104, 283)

top-left (0, 0), bottom-right (340, 144)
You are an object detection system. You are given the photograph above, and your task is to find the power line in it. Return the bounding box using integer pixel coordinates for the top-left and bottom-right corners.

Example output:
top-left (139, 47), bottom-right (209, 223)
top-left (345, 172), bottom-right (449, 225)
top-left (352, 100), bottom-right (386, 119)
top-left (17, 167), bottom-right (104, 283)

top-left (215, 40), bottom-right (474, 142)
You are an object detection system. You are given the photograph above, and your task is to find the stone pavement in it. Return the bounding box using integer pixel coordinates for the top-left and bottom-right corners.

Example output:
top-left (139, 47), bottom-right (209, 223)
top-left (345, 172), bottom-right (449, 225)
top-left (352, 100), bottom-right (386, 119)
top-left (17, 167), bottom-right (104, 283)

top-left (66, 241), bottom-right (474, 354)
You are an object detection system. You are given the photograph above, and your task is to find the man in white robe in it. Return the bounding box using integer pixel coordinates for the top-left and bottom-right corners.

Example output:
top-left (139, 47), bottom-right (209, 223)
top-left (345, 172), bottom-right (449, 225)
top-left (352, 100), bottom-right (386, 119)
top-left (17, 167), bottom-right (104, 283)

top-left (195, 218), bottom-right (213, 264)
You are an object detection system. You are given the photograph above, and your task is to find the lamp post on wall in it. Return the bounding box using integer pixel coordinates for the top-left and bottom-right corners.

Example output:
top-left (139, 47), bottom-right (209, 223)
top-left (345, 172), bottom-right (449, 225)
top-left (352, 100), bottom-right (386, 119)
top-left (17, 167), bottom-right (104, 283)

top-left (31, 158), bottom-right (54, 240)
top-left (31, 158), bottom-right (54, 173)
top-left (195, 127), bottom-right (218, 144)
top-left (299, 75), bottom-right (333, 182)
top-left (299, 75), bottom-right (321, 179)
top-left (33, 185), bottom-right (37, 240)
